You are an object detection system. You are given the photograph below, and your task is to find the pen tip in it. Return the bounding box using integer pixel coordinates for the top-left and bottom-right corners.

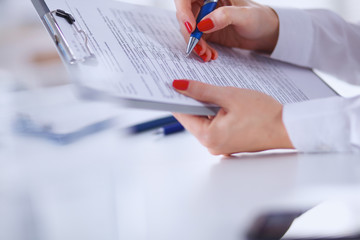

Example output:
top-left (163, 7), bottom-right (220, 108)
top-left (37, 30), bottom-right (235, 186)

top-left (185, 37), bottom-right (199, 58)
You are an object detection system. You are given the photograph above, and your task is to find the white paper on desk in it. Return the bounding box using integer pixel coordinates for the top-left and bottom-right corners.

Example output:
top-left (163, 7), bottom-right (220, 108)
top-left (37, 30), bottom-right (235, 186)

top-left (45, 0), bottom-right (337, 113)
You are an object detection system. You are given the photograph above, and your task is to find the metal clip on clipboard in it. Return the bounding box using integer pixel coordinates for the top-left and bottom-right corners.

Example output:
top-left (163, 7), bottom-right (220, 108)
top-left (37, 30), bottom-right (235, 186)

top-left (44, 9), bottom-right (95, 64)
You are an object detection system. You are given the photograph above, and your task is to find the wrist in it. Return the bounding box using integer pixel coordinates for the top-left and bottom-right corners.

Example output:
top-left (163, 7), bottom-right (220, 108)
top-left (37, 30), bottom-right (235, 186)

top-left (277, 106), bottom-right (295, 149)
top-left (264, 6), bottom-right (280, 54)
top-left (266, 6), bottom-right (280, 53)
top-left (255, 5), bottom-right (280, 54)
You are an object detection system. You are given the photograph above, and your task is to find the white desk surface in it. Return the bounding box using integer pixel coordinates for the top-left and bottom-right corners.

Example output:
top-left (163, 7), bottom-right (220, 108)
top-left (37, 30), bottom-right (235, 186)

top-left (1, 85), bottom-right (360, 240)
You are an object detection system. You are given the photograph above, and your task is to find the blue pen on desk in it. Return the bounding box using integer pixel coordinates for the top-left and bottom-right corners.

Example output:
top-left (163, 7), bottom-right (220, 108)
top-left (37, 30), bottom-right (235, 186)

top-left (128, 116), bottom-right (178, 134)
top-left (155, 122), bottom-right (185, 136)
top-left (186, 0), bottom-right (219, 56)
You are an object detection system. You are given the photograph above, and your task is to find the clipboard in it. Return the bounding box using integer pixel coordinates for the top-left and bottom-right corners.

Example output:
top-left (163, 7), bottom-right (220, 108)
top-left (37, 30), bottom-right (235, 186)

top-left (32, 0), bottom-right (93, 65)
top-left (32, 0), bottom-right (221, 115)
top-left (31, 0), bottom-right (338, 116)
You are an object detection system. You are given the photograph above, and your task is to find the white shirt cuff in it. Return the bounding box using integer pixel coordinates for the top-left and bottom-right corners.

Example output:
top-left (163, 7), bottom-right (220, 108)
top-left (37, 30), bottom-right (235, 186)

top-left (283, 96), bottom-right (360, 153)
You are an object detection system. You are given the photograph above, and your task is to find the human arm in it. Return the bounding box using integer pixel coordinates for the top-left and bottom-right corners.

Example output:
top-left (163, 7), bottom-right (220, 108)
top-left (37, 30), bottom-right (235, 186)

top-left (284, 96), bottom-right (360, 153)
top-left (271, 8), bottom-right (360, 85)
top-left (271, 8), bottom-right (360, 152)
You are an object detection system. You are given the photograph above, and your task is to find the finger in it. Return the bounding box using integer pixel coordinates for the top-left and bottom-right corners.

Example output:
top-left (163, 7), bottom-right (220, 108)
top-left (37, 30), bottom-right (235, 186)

top-left (220, 0), bottom-right (232, 6)
top-left (220, 0), bottom-right (249, 7)
top-left (205, 44), bottom-right (218, 61)
top-left (194, 38), bottom-right (210, 55)
top-left (172, 80), bottom-right (230, 107)
top-left (172, 112), bottom-right (210, 137)
top-left (191, 1), bottom-right (202, 20)
top-left (175, 0), bottom-right (200, 34)
top-left (200, 47), bottom-right (212, 62)
top-left (179, 25), bottom-right (191, 44)
top-left (210, 47), bottom-right (218, 60)
top-left (181, 30), bottom-right (216, 62)
top-left (194, 39), bottom-right (216, 62)
top-left (197, 6), bottom-right (249, 33)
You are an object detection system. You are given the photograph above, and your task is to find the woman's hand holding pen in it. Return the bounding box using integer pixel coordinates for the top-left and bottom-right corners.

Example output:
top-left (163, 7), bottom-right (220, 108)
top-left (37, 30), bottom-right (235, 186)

top-left (172, 80), bottom-right (294, 155)
top-left (173, 0), bottom-right (293, 155)
top-left (175, 0), bottom-right (280, 61)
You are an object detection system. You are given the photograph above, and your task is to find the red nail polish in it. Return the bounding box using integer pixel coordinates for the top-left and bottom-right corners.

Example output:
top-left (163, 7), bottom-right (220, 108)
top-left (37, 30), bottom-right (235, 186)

top-left (197, 18), bottom-right (214, 32)
top-left (173, 79), bottom-right (189, 91)
top-left (184, 21), bottom-right (193, 34)
top-left (194, 45), bottom-right (202, 55)
top-left (200, 54), bottom-right (207, 62)
top-left (211, 52), bottom-right (216, 60)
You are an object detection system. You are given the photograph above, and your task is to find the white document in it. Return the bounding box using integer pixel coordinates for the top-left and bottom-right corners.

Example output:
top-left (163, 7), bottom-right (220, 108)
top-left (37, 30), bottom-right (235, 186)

top-left (44, 0), bottom-right (337, 115)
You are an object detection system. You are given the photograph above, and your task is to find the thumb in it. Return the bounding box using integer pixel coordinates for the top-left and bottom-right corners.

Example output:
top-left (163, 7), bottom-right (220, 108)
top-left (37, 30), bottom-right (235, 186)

top-left (172, 79), bottom-right (229, 107)
top-left (197, 6), bottom-right (249, 33)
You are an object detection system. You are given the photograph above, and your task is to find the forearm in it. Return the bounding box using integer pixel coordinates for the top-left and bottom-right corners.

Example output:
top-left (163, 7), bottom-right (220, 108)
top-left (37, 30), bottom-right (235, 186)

top-left (271, 8), bottom-right (360, 85)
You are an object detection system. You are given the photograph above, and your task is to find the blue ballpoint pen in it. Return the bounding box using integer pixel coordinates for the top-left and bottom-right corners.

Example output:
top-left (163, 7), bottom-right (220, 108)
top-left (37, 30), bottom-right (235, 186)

top-left (186, 0), bottom-right (219, 56)
top-left (155, 122), bottom-right (185, 136)
top-left (128, 116), bottom-right (178, 134)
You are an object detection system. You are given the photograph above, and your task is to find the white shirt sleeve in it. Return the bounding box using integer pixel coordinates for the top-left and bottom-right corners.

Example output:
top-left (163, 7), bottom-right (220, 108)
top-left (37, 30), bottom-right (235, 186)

top-left (270, 8), bottom-right (360, 152)
top-left (283, 96), bottom-right (360, 152)
top-left (271, 8), bottom-right (360, 85)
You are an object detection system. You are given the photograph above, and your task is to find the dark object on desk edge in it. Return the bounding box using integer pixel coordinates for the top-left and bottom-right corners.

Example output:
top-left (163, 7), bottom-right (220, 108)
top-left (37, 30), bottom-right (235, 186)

top-left (247, 211), bottom-right (302, 240)
top-left (246, 210), bottom-right (360, 240)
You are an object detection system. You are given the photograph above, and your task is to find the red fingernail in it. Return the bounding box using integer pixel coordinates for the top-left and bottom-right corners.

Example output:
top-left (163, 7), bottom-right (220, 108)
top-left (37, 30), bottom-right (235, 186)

top-left (197, 18), bottom-right (214, 32)
top-left (194, 44), bottom-right (202, 55)
top-left (173, 79), bottom-right (189, 91)
top-left (211, 52), bottom-right (216, 60)
top-left (184, 21), bottom-right (192, 34)
top-left (200, 54), bottom-right (207, 62)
